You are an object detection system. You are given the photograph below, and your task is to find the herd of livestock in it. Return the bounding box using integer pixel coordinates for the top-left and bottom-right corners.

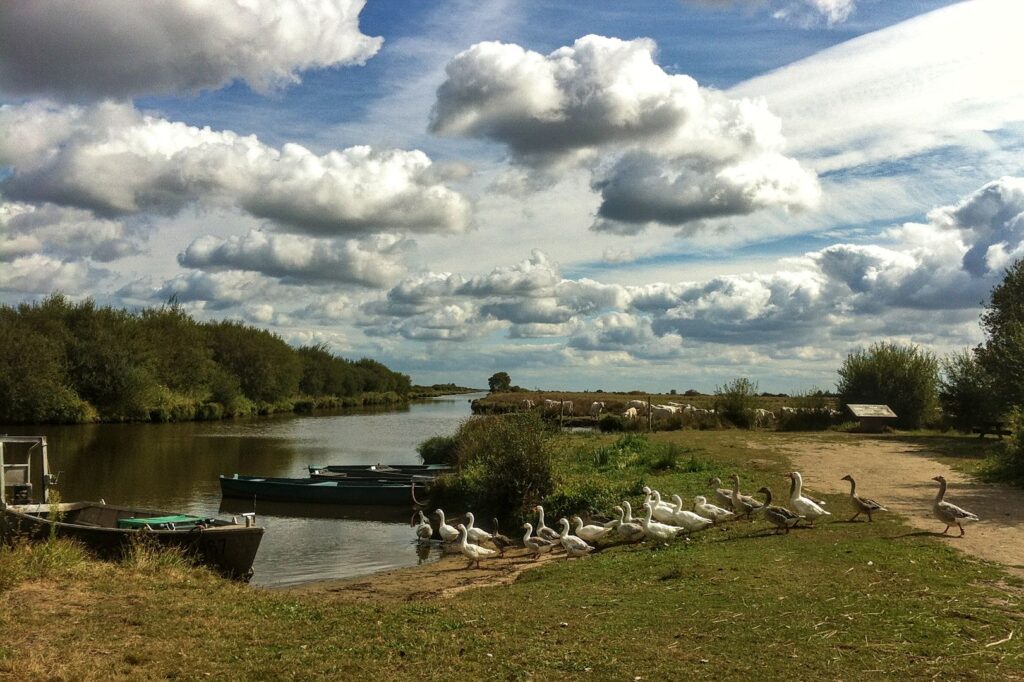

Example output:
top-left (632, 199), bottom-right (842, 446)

top-left (507, 397), bottom-right (841, 425)
top-left (416, 471), bottom-right (980, 568)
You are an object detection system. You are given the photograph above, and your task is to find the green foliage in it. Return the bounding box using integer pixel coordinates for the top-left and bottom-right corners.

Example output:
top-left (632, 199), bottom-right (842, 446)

top-left (837, 341), bottom-right (940, 429)
top-left (416, 435), bottom-right (458, 465)
top-left (977, 260), bottom-right (1024, 412)
top-left (0, 537), bottom-right (89, 592)
top-left (487, 371), bottom-right (512, 392)
top-left (432, 413), bottom-right (555, 521)
top-left (775, 391), bottom-right (835, 431)
top-left (714, 377), bottom-right (759, 428)
top-left (939, 349), bottom-right (999, 430)
top-left (982, 407), bottom-right (1024, 486)
top-left (0, 295), bottom-right (411, 424)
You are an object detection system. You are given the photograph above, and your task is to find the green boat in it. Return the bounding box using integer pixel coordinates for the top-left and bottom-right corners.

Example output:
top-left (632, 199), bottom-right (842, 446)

top-left (219, 474), bottom-right (431, 506)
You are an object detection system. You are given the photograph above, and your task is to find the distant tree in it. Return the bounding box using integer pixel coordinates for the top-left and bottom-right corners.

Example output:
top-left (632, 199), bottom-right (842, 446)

top-left (939, 349), bottom-right (997, 430)
top-left (837, 342), bottom-right (939, 429)
top-left (488, 371), bottom-right (512, 392)
top-left (976, 259), bottom-right (1024, 412)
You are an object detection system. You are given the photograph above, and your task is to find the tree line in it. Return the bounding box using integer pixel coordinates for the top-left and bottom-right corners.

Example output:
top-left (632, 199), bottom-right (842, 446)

top-left (0, 295), bottom-right (411, 424)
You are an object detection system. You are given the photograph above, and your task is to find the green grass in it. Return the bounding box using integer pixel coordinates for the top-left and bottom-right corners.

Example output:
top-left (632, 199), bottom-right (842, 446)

top-left (1, 430), bottom-right (1022, 679)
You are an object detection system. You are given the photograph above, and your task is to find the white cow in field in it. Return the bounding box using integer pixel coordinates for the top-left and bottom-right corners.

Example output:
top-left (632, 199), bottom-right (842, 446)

top-left (589, 401), bottom-right (605, 417)
top-left (753, 408), bottom-right (775, 426)
top-left (651, 405), bottom-right (678, 420)
top-left (543, 399), bottom-right (561, 413)
top-left (520, 399), bottom-right (535, 410)
top-left (623, 407), bottom-right (639, 419)
top-left (562, 401), bottom-right (574, 416)
top-left (626, 399), bottom-right (648, 413)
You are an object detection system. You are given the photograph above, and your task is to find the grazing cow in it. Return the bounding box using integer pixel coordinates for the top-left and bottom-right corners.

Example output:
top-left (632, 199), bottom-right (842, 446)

top-left (543, 399), bottom-right (561, 413)
top-left (623, 407), bottom-right (639, 419)
top-left (753, 408), bottom-right (775, 427)
top-left (562, 401), bottom-right (574, 417)
top-left (589, 401), bottom-right (605, 417)
top-left (520, 399), bottom-right (535, 410)
top-left (626, 399), bottom-right (648, 413)
top-left (651, 405), bottom-right (678, 420)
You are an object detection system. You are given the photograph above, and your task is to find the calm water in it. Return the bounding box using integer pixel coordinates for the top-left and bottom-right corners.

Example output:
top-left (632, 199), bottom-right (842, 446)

top-left (1, 393), bottom-right (485, 586)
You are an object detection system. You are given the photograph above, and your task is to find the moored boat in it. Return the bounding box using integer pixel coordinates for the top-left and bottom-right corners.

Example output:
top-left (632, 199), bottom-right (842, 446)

top-left (1, 436), bottom-right (264, 580)
top-left (307, 463), bottom-right (452, 480)
top-left (220, 473), bottom-right (431, 506)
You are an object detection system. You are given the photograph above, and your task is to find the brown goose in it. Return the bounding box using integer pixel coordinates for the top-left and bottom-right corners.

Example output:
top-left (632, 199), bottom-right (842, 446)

top-left (708, 477), bottom-right (734, 510)
top-left (757, 487), bottom-right (803, 534)
top-left (932, 475), bottom-right (979, 536)
top-left (840, 475), bottom-right (887, 522)
top-left (729, 474), bottom-right (764, 520)
top-left (490, 517), bottom-right (516, 555)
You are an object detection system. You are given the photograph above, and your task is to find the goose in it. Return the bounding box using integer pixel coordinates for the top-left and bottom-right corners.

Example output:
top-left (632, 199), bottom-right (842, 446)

top-left (708, 477), bottom-right (734, 510)
top-left (786, 472), bottom-right (831, 525)
top-left (413, 510), bottom-right (432, 541)
top-left (647, 489), bottom-right (678, 524)
top-left (840, 475), bottom-right (887, 522)
top-left (622, 500), bottom-right (638, 524)
top-left (433, 508), bottom-right (460, 543)
top-left (571, 515), bottom-right (614, 543)
top-left (558, 518), bottom-right (595, 558)
top-left (729, 474), bottom-right (763, 520)
top-left (757, 487), bottom-right (804, 534)
top-left (640, 502), bottom-right (687, 542)
top-left (522, 523), bottom-right (556, 558)
top-left (692, 495), bottom-right (735, 524)
top-left (533, 505), bottom-right (562, 543)
top-left (490, 517), bottom-right (516, 555)
top-left (932, 475), bottom-right (979, 536)
top-left (611, 505), bottom-right (645, 543)
top-left (464, 512), bottom-right (493, 545)
top-left (455, 524), bottom-right (498, 568)
top-left (668, 495), bottom-right (714, 532)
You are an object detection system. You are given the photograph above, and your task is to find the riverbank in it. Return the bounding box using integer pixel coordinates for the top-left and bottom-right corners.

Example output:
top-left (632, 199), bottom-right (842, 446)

top-left (2, 430), bottom-right (1022, 679)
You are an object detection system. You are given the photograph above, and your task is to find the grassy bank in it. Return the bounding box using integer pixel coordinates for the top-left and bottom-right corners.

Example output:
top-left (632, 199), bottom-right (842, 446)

top-left (2, 430), bottom-right (1022, 679)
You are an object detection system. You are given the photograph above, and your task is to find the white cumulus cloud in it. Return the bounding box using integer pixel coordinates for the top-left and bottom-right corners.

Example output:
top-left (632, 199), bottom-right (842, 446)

top-left (0, 0), bottom-right (382, 100)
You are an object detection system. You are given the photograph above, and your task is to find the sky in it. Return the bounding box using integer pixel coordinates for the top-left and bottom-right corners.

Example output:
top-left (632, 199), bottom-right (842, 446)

top-left (2, 0), bottom-right (1023, 393)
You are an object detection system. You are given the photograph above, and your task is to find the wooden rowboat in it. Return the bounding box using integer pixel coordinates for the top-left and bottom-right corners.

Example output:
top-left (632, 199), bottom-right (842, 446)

top-left (1, 436), bottom-right (263, 580)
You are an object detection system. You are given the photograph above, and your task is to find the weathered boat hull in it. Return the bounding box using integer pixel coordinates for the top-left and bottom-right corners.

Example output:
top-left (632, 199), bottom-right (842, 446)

top-left (220, 474), bottom-right (428, 506)
top-left (1, 502), bottom-right (264, 580)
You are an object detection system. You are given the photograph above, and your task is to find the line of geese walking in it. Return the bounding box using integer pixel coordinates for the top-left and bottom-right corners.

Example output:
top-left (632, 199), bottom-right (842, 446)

top-left (415, 471), bottom-right (980, 569)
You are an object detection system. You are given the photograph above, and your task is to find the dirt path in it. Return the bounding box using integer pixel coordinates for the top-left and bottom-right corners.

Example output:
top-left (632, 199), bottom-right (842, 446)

top-left (779, 437), bottom-right (1024, 573)
top-left (280, 546), bottom-right (561, 602)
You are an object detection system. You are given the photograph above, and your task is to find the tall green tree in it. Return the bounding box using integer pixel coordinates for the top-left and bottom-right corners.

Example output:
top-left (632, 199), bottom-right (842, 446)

top-left (837, 341), bottom-right (939, 429)
top-left (939, 349), bottom-right (997, 430)
top-left (488, 371), bottom-right (511, 392)
top-left (976, 259), bottom-right (1024, 411)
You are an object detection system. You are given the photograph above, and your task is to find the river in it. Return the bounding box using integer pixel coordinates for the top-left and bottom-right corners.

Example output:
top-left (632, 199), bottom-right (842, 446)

top-left (1, 392), bottom-right (485, 586)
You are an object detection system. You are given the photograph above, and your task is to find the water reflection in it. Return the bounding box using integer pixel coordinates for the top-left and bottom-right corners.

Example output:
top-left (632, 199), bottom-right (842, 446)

top-left (1, 393), bottom-right (484, 586)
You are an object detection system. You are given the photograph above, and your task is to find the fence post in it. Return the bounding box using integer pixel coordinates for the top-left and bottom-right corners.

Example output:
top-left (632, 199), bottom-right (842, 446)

top-left (647, 396), bottom-right (653, 432)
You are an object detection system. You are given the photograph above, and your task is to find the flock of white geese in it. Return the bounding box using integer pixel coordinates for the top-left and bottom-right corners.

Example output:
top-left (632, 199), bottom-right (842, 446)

top-left (415, 471), bottom-right (980, 568)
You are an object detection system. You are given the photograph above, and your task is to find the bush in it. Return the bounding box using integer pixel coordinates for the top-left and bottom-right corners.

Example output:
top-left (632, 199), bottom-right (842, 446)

top-left (980, 407), bottom-right (1024, 485)
top-left (432, 413), bottom-right (555, 523)
top-left (837, 342), bottom-right (939, 429)
top-left (417, 435), bottom-right (458, 465)
top-left (714, 377), bottom-right (759, 429)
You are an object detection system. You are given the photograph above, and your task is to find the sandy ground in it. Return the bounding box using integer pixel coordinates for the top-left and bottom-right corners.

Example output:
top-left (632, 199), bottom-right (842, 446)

top-left (777, 436), bottom-right (1024, 573)
top-left (281, 546), bottom-right (565, 602)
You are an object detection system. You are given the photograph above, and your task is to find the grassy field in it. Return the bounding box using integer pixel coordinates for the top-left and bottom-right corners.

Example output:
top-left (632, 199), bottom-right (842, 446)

top-left (1, 430), bottom-right (1022, 680)
top-left (480, 389), bottom-right (832, 413)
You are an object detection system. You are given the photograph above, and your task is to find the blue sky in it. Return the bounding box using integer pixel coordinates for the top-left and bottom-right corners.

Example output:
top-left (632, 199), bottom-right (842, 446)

top-left (2, 0), bottom-right (1023, 392)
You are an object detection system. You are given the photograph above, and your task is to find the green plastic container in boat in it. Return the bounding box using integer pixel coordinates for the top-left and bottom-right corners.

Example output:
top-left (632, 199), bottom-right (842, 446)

top-left (117, 515), bottom-right (204, 529)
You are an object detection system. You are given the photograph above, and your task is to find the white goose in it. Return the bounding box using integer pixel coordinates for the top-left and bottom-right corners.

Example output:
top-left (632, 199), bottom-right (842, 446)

top-left (646, 489), bottom-right (678, 524)
top-left (668, 494), bottom-right (714, 532)
top-left (786, 471), bottom-right (831, 525)
top-left (611, 505), bottom-right (645, 543)
top-left (434, 508), bottom-right (460, 543)
top-left (640, 502), bottom-right (686, 542)
top-left (455, 524), bottom-right (498, 568)
top-left (571, 515), bottom-right (613, 543)
top-left (622, 501), bottom-right (639, 525)
top-left (413, 510), bottom-right (432, 541)
top-left (533, 505), bottom-right (562, 543)
top-left (932, 475), bottom-right (980, 536)
top-left (692, 495), bottom-right (735, 524)
top-left (558, 518), bottom-right (595, 557)
top-left (464, 512), bottom-right (493, 545)
top-left (522, 523), bottom-right (556, 558)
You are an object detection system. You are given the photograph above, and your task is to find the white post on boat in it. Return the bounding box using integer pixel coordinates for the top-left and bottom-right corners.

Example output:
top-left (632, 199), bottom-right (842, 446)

top-left (41, 436), bottom-right (49, 504)
top-left (0, 439), bottom-right (6, 506)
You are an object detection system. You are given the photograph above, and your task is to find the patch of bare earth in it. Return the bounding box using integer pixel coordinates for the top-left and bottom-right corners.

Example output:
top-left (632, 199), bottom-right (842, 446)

top-left (777, 437), bottom-right (1024, 574)
top-left (280, 547), bottom-right (561, 602)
